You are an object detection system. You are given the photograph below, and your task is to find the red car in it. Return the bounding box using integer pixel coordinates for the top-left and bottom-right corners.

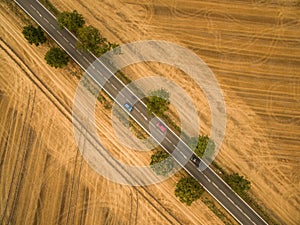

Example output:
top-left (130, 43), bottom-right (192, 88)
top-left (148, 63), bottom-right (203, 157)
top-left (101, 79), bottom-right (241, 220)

top-left (156, 121), bottom-right (166, 133)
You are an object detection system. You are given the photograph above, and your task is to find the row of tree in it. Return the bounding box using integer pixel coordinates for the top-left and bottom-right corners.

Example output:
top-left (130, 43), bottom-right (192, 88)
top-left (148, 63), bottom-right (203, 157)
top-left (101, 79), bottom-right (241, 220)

top-left (22, 10), bottom-right (119, 69)
top-left (22, 25), bottom-right (47, 46)
top-left (188, 135), bottom-right (215, 158)
top-left (150, 135), bottom-right (251, 206)
top-left (146, 88), bottom-right (170, 116)
top-left (150, 149), bottom-right (204, 205)
top-left (145, 88), bottom-right (251, 206)
top-left (57, 10), bottom-right (119, 56)
top-left (22, 25), bottom-right (69, 68)
top-left (22, 16), bottom-right (251, 208)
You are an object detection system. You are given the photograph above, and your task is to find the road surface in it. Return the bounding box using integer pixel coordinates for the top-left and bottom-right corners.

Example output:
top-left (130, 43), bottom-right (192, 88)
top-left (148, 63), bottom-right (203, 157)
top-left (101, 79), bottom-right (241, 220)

top-left (14, 1), bottom-right (268, 224)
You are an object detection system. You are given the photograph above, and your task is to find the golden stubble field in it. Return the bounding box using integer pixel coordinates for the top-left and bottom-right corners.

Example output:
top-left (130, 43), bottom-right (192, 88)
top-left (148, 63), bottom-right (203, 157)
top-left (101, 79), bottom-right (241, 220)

top-left (0, 0), bottom-right (299, 224)
top-left (49, 0), bottom-right (299, 223)
top-left (0, 2), bottom-right (226, 225)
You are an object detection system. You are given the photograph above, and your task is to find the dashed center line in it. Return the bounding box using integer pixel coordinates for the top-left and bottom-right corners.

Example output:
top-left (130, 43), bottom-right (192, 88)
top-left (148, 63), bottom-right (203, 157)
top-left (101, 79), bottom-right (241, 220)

top-left (111, 84), bottom-right (117, 90)
top-left (43, 17), bottom-right (49, 23)
top-left (180, 151), bottom-right (187, 159)
top-left (140, 113), bottom-right (148, 121)
top-left (30, 4), bottom-right (36, 11)
top-left (210, 180), bottom-right (255, 224)
top-left (203, 173), bottom-right (211, 182)
top-left (19, 3), bottom-right (263, 224)
top-left (134, 108), bottom-right (148, 121)
top-left (56, 31), bottom-right (62, 36)
top-left (83, 56), bottom-right (89, 63)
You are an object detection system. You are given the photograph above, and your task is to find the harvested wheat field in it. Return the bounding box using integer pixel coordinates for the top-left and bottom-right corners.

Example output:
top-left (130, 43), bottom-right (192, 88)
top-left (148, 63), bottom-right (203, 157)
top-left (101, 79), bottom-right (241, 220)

top-left (1, 0), bottom-right (300, 225)
top-left (48, 0), bottom-right (299, 224)
top-left (0, 1), bottom-right (226, 225)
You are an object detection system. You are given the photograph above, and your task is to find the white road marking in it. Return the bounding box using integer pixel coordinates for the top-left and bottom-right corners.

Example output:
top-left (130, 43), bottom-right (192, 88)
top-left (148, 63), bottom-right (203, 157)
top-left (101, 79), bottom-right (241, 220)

top-left (134, 108), bottom-right (148, 120)
top-left (149, 122), bottom-right (156, 129)
top-left (218, 187), bottom-right (227, 197)
top-left (34, 0), bottom-right (57, 19)
top-left (30, 5), bottom-right (36, 11)
top-left (211, 181), bottom-right (218, 189)
top-left (83, 56), bottom-right (89, 63)
top-left (70, 43), bottom-right (75, 48)
top-left (56, 31), bottom-right (62, 36)
top-left (50, 24), bottom-right (55, 29)
top-left (111, 84), bottom-right (117, 90)
top-left (224, 193), bottom-right (235, 205)
top-left (91, 65), bottom-right (96, 70)
top-left (140, 113), bottom-right (148, 121)
top-left (43, 17), bottom-right (49, 23)
top-left (203, 173), bottom-right (211, 182)
top-left (30, 5), bottom-right (42, 17)
top-left (76, 50), bottom-right (82, 55)
top-left (211, 181), bottom-right (255, 224)
top-left (179, 151), bottom-right (187, 159)
top-left (19, 3), bottom-right (264, 224)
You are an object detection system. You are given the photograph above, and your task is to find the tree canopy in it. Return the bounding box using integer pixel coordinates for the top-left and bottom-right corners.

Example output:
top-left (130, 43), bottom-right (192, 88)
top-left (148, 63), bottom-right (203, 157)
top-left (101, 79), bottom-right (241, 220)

top-left (22, 25), bottom-right (47, 46)
top-left (94, 41), bottom-right (120, 56)
top-left (146, 88), bottom-right (170, 116)
top-left (175, 176), bottom-right (204, 206)
top-left (57, 10), bottom-right (85, 34)
top-left (189, 135), bottom-right (215, 158)
top-left (76, 25), bottom-right (105, 53)
top-left (225, 173), bottom-right (251, 196)
top-left (45, 47), bottom-right (69, 68)
top-left (150, 150), bottom-right (174, 176)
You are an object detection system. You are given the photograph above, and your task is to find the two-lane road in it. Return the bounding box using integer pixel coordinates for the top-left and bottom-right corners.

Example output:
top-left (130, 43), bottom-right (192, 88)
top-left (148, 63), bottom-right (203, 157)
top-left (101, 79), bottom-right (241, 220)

top-left (14, 1), bottom-right (268, 224)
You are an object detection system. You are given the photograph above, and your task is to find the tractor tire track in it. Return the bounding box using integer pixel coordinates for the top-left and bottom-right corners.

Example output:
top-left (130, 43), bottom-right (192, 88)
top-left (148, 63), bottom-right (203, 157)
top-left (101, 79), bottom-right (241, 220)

top-left (0, 38), bottom-right (182, 225)
top-left (7, 90), bottom-right (36, 225)
top-left (0, 92), bottom-right (31, 224)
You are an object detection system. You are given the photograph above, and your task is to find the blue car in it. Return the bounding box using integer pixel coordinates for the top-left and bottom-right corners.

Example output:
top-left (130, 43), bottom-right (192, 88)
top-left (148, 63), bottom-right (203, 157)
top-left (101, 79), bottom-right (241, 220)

top-left (124, 102), bottom-right (133, 112)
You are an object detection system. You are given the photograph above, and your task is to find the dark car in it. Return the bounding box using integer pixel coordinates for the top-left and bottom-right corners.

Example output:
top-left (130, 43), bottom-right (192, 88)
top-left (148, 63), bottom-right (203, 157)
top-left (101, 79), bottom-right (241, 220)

top-left (190, 154), bottom-right (200, 166)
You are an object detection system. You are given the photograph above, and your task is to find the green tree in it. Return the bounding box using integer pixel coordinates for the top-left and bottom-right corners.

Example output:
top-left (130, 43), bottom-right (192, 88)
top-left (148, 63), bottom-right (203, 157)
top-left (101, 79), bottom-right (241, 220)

top-left (57, 10), bottom-right (85, 34)
top-left (94, 41), bottom-right (120, 56)
top-left (150, 150), bottom-right (174, 176)
top-left (225, 173), bottom-right (251, 196)
top-left (45, 47), bottom-right (69, 68)
top-left (77, 25), bottom-right (105, 53)
top-left (189, 135), bottom-right (215, 158)
top-left (175, 176), bottom-right (204, 206)
top-left (22, 25), bottom-right (47, 46)
top-left (146, 88), bottom-right (170, 116)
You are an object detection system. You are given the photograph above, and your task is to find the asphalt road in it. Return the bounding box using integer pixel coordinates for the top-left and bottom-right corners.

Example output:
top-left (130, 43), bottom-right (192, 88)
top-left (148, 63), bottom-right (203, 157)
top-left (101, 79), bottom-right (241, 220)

top-left (14, 1), bottom-right (268, 224)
